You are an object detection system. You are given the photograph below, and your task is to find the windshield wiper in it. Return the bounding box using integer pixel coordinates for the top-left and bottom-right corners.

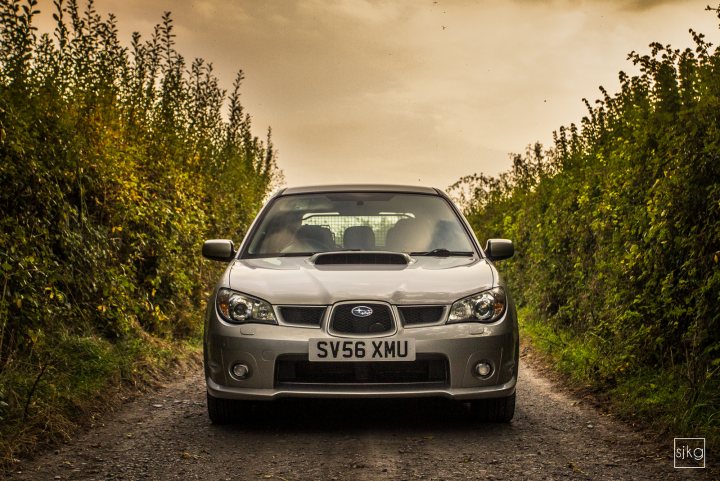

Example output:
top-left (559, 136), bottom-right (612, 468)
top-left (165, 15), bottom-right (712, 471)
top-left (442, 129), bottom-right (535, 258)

top-left (410, 248), bottom-right (474, 257)
top-left (277, 252), bottom-right (317, 257)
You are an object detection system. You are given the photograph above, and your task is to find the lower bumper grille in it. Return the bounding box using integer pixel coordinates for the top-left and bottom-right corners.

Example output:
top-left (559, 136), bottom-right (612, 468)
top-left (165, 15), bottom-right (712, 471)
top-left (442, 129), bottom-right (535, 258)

top-left (275, 355), bottom-right (449, 387)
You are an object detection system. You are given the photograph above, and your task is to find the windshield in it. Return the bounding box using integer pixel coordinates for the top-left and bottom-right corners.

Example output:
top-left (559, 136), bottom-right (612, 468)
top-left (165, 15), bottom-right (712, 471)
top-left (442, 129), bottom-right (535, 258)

top-left (244, 192), bottom-right (475, 258)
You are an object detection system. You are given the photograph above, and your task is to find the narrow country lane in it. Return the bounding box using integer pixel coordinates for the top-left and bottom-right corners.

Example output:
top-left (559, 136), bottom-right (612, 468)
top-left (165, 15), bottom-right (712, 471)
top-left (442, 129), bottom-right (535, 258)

top-left (7, 356), bottom-right (714, 481)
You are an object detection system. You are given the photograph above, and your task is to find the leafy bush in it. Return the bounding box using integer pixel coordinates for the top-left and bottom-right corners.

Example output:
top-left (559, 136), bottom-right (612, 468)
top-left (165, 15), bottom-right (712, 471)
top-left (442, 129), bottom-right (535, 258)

top-left (0, 0), bottom-right (279, 464)
top-left (451, 6), bottom-right (720, 440)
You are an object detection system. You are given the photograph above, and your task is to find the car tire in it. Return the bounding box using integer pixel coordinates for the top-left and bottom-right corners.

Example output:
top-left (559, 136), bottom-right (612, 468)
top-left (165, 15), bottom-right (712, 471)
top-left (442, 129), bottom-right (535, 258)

top-left (470, 392), bottom-right (515, 422)
top-left (207, 391), bottom-right (239, 424)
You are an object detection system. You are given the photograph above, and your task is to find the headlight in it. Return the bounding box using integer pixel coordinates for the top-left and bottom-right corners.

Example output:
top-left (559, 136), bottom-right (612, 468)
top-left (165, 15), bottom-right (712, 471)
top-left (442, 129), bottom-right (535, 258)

top-left (216, 288), bottom-right (277, 324)
top-left (448, 287), bottom-right (506, 323)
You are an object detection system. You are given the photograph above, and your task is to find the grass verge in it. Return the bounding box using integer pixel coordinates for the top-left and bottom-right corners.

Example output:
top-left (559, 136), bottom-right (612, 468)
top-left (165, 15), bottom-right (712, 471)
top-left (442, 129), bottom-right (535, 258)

top-left (519, 307), bottom-right (719, 452)
top-left (0, 332), bottom-right (201, 473)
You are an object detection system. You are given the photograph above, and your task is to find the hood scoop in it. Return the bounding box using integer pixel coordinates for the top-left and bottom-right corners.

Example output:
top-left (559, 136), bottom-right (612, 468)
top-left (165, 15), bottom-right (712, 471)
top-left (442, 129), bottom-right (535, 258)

top-left (311, 251), bottom-right (410, 265)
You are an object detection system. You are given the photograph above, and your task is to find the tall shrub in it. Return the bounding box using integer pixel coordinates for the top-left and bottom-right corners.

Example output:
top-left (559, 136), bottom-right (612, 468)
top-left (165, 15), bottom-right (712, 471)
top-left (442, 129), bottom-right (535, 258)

top-left (0, 0), bottom-right (279, 459)
top-left (450, 5), bottom-right (720, 434)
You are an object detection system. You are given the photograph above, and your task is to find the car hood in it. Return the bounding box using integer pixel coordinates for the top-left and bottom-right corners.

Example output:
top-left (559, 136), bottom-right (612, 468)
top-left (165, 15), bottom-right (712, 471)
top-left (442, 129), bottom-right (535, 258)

top-left (226, 256), bottom-right (495, 305)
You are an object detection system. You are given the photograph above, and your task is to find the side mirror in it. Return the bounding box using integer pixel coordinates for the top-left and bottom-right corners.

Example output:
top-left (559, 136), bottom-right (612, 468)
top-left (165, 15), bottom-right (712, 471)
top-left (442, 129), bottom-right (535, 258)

top-left (485, 239), bottom-right (514, 261)
top-left (202, 239), bottom-right (236, 262)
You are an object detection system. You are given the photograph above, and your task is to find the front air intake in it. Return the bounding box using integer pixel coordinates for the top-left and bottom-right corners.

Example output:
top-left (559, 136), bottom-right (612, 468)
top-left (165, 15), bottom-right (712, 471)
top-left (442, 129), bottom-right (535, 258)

top-left (311, 251), bottom-right (409, 265)
top-left (329, 303), bottom-right (395, 335)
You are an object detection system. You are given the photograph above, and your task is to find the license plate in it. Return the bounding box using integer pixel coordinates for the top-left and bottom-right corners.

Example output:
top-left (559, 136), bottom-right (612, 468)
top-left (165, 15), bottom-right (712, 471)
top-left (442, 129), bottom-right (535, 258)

top-left (309, 338), bottom-right (416, 362)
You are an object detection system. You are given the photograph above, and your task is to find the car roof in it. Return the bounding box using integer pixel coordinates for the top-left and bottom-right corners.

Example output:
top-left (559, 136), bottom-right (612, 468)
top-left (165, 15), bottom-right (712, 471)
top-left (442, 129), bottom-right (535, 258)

top-left (279, 184), bottom-right (440, 196)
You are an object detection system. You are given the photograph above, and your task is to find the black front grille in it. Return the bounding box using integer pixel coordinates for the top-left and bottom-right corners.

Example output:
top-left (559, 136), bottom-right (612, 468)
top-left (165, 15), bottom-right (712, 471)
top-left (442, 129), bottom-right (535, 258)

top-left (330, 303), bottom-right (394, 335)
top-left (278, 306), bottom-right (326, 327)
top-left (398, 306), bottom-right (446, 326)
top-left (275, 355), bottom-right (449, 386)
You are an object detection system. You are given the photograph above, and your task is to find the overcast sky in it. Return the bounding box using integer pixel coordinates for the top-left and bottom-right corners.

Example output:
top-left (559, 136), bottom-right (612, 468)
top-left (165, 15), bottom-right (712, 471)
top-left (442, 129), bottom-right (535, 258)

top-left (37, 1), bottom-right (718, 190)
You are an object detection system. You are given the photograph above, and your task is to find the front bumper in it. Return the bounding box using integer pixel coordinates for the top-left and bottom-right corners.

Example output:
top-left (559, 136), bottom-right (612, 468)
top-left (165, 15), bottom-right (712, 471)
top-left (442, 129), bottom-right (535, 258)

top-left (204, 310), bottom-right (518, 401)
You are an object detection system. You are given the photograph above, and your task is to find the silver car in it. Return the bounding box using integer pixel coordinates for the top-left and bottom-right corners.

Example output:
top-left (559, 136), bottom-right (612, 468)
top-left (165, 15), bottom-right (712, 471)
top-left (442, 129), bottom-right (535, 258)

top-left (202, 184), bottom-right (518, 423)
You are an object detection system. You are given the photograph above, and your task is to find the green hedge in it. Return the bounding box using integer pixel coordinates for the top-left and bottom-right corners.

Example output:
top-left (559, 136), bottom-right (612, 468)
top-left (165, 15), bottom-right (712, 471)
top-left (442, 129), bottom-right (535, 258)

top-left (0, 0), bottom-right (278, 464)
top-left (451, 6), bottom-right (719, 440)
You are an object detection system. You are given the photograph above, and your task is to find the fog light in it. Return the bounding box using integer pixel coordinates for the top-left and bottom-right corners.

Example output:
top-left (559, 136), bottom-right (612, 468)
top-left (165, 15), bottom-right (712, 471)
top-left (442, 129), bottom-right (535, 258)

top-left (231, 363), bottom-right (251, 380)
top-left (474, 361), bottom-right (493, 378)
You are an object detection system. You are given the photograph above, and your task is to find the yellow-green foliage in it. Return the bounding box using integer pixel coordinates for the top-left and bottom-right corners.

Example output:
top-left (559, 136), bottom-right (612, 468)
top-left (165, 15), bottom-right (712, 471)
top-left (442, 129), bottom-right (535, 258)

top-left (452, 7), bottom-right (720, 441)
top-left (0, 0), bottom-right (278, 463)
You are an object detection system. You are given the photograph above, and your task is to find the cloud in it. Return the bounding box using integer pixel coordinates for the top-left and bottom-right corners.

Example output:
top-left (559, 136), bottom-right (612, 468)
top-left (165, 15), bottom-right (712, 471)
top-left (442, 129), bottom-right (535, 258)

top-left (32, 0), bottom-right (718, 189)
top-left (508, 0), bottom-right (695, 11)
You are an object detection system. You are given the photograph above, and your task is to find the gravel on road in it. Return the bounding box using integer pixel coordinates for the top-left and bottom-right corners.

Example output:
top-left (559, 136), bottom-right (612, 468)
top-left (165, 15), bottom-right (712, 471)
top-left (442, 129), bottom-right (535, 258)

top-left (6, 355), bottom-right (715, 481)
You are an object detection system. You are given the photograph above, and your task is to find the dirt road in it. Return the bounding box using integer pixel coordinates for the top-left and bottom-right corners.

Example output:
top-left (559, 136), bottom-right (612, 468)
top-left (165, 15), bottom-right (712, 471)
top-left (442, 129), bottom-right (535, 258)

top-left (7, 355), bottom-right (714, 481)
